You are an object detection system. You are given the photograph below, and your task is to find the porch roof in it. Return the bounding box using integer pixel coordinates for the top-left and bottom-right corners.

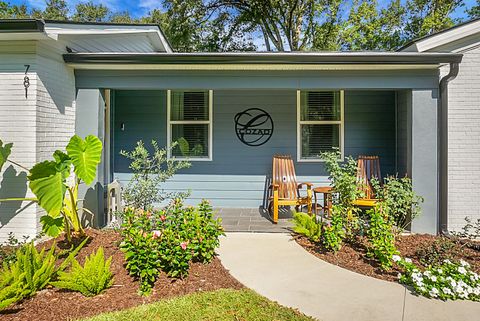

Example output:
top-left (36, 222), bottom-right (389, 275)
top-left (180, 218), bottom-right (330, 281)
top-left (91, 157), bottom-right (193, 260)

top-left (64, 51), bottom-right (462, 67)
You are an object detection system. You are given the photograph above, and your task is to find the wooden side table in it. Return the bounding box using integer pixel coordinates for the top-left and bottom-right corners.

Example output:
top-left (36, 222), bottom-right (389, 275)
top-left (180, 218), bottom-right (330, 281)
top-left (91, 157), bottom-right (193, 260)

top-left (313, 186), bottom-right (333, 217)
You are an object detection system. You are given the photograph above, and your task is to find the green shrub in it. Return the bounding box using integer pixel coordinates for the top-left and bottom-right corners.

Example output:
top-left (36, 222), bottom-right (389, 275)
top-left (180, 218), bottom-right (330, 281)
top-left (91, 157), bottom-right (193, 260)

top-left (120, 199), bottom-right (224, 295)
top-left (395, 256), bottom-right (480, 301)
top-left (366, 206), bottom-right (398, 270)
top-left (120, 140), bottom-right (191, 210)
top-left (320, 150), bottom-right (362, 239)
top-left (0, 237), bottom-right (87, 310)
top-left (292, 212), bottom-right (322, 242)
top-left (371, 176), bottom-right (423, 231)
top-left (51, 247), bottom-right (113, 297)
top-left (322, 205), bottom-right (345, 252)
top-left (415, 237), bottom-right (459, 267)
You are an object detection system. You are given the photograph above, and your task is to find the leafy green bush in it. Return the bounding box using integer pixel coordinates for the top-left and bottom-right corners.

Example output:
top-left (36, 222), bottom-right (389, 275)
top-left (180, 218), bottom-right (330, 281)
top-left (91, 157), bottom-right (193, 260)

top-left (320, 150), bottom-right (361, 239)
top-left (395, 256), bottom-right (480, 301)
top-left (120, 199), bottom-right (224, 295)
top-left (120, 140), bottom-right (191, 210)
top-left (292, 212), bottom-right (322, 242)
top-left (371, 176), bottom-right (423, 231)
top-left (322, 205), bottom-right (345, 252)
top-left (415, 237), bottom-right (459, 267)
top-left (366, 206), bottom-right (398, 270)
top-left (0, 238), bottom-right (87, 310)
top-left (51, 247), bottom-right (113, 297)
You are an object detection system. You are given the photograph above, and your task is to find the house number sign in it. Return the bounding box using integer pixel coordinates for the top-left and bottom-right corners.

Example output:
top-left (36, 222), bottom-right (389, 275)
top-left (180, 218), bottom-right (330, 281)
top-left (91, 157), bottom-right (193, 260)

top-left (234, 108), bottom-right (274, 146)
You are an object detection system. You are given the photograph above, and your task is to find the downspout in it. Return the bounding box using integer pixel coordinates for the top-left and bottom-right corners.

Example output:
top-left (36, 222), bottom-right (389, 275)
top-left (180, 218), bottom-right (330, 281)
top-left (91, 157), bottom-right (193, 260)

top-left (438, 62), bottom-right (459, 235)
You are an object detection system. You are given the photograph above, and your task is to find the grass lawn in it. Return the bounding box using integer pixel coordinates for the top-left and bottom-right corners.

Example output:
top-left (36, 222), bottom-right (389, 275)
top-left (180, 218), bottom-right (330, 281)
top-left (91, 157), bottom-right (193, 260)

top-left (83, 288), bottom-right (315, 321)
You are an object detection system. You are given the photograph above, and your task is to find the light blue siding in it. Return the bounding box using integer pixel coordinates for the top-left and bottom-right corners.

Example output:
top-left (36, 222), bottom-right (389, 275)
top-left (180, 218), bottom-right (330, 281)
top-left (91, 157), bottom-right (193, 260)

top-left (113, 89), bottom-right (397, 207)
top-left (75, 69), bottom-right (439, 90)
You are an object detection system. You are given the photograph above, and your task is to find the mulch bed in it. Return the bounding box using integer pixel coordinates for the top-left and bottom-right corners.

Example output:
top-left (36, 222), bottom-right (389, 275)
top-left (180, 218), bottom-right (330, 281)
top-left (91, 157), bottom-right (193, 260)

top-left (0, 228), bottom-right (243, 321)
top-left (295, 234), bottom-right (480, 282)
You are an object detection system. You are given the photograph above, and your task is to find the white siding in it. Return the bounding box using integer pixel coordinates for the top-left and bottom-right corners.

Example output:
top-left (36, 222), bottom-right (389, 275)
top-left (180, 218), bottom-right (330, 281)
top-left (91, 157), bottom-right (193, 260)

top-left (0, 41), bottom-right (39, 243)
top-left (0, 39), bottom-right (76, 243)
top-left (444, 46), bottom-right (480, 231)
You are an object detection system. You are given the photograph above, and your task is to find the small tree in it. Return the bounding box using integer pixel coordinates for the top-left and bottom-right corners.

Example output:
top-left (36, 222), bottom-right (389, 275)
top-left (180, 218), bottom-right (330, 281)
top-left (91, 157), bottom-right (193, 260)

top-left (120, 140), bottom-right (191, 210)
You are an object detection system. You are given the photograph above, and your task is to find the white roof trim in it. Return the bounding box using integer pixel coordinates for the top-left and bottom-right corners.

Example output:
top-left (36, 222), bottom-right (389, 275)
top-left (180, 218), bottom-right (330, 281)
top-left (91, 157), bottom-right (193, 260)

top-left (44, 22), bottom-right (172, 53)
top-left (402, 19), bottom-right (480, 52)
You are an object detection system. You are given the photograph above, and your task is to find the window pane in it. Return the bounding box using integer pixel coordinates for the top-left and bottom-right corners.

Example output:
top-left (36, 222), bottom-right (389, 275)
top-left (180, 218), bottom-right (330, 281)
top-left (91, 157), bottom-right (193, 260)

top-left (171, 124), bottom-right (209, 157)
top-left (301, 91), bottom-right (341, 121)
top-left (171, 91), bottom-right (209, 121)
top-left (301, 124), bottom-right (340, 158)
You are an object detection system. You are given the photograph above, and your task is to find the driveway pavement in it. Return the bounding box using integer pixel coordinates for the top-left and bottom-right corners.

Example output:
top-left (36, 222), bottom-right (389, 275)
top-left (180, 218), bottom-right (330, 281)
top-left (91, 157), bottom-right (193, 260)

top-left (217, 233), bottom-right (480, 321)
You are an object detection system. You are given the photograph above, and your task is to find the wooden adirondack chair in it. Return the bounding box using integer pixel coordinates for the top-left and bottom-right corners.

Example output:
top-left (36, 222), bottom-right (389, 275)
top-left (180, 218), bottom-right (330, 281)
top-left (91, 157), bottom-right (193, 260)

top-left (353, 155), bottom-right (381, 207)
top-left (268, 155), bottom-right (313, 223)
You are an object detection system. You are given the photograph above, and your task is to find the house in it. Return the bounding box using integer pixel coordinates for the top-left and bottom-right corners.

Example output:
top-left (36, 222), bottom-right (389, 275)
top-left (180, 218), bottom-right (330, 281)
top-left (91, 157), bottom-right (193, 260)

top-left (0, 19), bottom-right (473, 242)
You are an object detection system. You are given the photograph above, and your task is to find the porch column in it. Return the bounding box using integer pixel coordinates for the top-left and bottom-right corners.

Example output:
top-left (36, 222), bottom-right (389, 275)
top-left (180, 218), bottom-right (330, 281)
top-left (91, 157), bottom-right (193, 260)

top-left (75, 88), bottom-right (107, 228)
top-left (410, 89), bottom-right (439, 234)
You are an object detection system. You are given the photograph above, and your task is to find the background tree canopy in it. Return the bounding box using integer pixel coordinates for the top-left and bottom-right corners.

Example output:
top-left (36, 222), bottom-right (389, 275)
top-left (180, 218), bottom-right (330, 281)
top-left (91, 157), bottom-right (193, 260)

top-left (0, 0), bottom-right (476, 52)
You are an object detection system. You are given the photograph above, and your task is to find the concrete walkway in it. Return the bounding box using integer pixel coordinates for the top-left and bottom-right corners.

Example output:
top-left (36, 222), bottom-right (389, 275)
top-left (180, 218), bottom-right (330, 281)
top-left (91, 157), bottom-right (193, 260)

top-left (217, 233), bottom-right (480, 321)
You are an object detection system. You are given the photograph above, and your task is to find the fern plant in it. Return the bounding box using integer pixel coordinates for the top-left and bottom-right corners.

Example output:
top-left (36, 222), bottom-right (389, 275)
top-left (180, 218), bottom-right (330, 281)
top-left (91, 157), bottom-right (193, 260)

top-left (0, 237), bottom-right (88, 310)
top-left (293, 212), bottom-right (322, 242)
top-left (51, 247), bottom-right (113, 297)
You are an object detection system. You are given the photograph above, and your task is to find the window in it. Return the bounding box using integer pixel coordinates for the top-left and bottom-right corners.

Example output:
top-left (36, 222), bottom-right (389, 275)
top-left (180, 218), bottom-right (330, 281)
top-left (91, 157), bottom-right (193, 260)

top-left (167, 90), bottom-right (213, 160)
top-left (297, 90), bottom-right (344, 161)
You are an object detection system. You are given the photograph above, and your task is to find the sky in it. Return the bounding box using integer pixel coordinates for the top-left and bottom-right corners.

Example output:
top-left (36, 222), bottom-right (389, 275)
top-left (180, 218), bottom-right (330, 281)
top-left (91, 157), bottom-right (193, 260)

top-left (6, 0), bottom-right (479, 20)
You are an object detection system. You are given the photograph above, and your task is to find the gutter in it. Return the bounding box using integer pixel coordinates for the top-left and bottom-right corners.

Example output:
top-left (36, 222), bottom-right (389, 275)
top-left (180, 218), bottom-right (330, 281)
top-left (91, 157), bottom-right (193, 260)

top-left (439, 62), bottom-right (460, 235)
top-left (63, 52), bottom-right (463, 65)
top-left (0, 19), bottom-right (45, 33)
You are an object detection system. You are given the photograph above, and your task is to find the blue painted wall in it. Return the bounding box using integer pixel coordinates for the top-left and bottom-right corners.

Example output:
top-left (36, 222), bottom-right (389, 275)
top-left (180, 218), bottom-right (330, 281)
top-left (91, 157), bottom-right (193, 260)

top-left (113, 89), bottom-right (397, 207)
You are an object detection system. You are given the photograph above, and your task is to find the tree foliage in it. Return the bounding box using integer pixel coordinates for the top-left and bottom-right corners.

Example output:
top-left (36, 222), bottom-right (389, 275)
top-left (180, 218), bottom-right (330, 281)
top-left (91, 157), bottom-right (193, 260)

top-left (0, 0), bottom-right (475, 51)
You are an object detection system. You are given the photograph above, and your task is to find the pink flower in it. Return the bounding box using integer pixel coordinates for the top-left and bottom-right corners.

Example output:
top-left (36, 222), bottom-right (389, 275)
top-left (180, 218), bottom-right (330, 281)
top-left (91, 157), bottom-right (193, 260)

top-left (152, 230), bottom-right (161, 239)
top-left (180, 241), bottom-right (189, 250)
top-left (160, 215), bottom-right (166, 222)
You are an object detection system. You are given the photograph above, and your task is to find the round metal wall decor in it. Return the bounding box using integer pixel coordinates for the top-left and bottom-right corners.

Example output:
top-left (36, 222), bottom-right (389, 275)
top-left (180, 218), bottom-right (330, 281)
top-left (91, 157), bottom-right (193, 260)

top-left (234, 108), bottom-right (274, 146)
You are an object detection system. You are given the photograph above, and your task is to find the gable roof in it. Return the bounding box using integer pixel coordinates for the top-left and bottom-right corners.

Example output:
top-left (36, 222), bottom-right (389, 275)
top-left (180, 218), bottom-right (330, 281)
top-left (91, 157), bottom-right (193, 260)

top-left (0, 19), bottom-right (172, 53)
top-left (399, 18), bottom-right (480, 52)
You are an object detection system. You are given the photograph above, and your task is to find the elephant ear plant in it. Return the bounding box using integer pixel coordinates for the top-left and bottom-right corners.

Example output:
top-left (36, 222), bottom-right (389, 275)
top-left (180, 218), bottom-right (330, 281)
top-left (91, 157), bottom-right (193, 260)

top-left (0, 135), bottom-right (102, 242)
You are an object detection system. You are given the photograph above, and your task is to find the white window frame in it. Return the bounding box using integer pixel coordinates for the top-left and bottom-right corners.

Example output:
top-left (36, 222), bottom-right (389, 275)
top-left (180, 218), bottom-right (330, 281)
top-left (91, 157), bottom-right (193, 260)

top-left (167, 89), bottom-right (213, 161)
top-left (296, 89), bottom-right (345, 162)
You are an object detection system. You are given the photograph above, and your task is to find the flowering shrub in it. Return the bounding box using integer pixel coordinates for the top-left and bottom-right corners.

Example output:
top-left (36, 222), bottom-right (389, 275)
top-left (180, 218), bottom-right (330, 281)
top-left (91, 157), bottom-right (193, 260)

top-left (120, 199), bottom-right (224, 295)
top-left (366, 206), bottom-right (398, 270)
top-left (394, 255), bottom-right (480, 301)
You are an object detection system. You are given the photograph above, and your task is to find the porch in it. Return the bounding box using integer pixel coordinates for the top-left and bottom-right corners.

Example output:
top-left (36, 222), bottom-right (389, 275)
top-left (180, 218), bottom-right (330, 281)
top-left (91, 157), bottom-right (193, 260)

top-left (74, 68), bottom-right (440, 233)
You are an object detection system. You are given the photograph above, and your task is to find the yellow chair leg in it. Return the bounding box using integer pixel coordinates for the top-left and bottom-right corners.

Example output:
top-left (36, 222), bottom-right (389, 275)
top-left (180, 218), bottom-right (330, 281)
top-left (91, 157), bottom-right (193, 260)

top-left (273, 189), bottom-right (279, 224)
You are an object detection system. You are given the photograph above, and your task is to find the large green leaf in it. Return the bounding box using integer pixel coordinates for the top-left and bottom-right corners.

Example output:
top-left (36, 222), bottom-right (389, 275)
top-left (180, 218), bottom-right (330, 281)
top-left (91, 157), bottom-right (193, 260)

top-left (0, 140), bottom-right (13, 172)
top-left (40, 215), bottom-right (64, 237)
top-left (66, 135), bottom-right (102, 185)
top-left (28, 160), bottom-right (69, 217)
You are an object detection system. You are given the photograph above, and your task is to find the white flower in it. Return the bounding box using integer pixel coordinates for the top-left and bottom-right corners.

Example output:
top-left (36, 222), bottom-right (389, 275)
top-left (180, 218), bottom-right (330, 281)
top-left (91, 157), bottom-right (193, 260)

top-left (397, 273), bottom-right (402, 279)
top-left (474, 288), bottom-right (480, 296)
top-left (437, 268), bottom-right (443, 274)
top-left (429, 288), bottom-right (439, 297)
top-left (405, 258), bottom-right (412, 263)
top-left (443, 259), bottom-right (452, 264)
top-left (450, 279), bottom-right (457, 287)
top-left (460, 259), bottom-right (470, 267)
top-left (442, 287), bottom-right (453, 295)
top-left (431, 275), bottom-right (437, 282)
top-left (392, 255), bottom-right (401, 262)
top-left (458, 267), bottom-right (467, 275)
top-left (424, 270), bottom-right (432, 277)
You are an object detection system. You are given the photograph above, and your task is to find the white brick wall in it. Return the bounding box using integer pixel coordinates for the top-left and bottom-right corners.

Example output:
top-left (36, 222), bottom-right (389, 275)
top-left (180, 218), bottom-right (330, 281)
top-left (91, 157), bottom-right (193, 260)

top-left (0, 40), bottom-right (75, 243)
top-left (446, 46), bottom-right (480, 231)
